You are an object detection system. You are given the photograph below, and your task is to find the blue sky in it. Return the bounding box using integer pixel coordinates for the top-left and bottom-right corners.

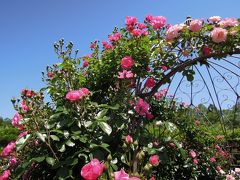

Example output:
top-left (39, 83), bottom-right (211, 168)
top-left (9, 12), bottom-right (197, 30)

top-left (1, 0), bottom-right (240, 118)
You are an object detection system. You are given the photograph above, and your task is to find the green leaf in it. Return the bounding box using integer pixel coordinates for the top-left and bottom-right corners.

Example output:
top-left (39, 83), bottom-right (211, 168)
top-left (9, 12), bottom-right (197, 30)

top-left (99, 122), bottom-right (112, 135)
top-left (96, 109), bottom-right (108, 120)
top-left (164, 122), bottom-right (177, 133)
top-left (50, 135), bottom-right (60, 141)
top-left (66, 140), bottom-right (75, 147)
top-left (16, 134), bottom-right (31, 151)
top-left (46, 157), bottom-right (56, 166)
top-left (59, 144), bottom-right (66, 152)
top-left (32, 156), bottom-right (46, 163)
top-left (36, 132), bottom-right (46, 142)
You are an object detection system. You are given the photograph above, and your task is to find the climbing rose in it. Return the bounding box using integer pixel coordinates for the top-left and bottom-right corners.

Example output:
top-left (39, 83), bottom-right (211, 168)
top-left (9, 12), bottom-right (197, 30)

top-left (226, 174), bottom-right (235, 180)
top-left (102, 41), bottom-right (112, 49)
top-left (1, 141), bottom-right (15, 157)
top-left (202, 46), bottom-right (212, 56)
top-left (145, 14), bottom-right (154, 23)
top-left (145, 77), bottom-right (155, 88)
top-left (0, 170), bottom-right (10, 180)
top-left (210, 28), bottom-right (228, 43)
top-left (134, 98), bottom-right (150, 116)
top-left (10, 156), bottom-right (17, 165)
top-left (162, 66), bottom-right (168, 71)
top-left (17, 131), bottom-right (28, 139)
top-left (81, 159), bottom-right (104, 180)
top-left (138, 23), bottom-right (146, 30)
top-left (12, 113), bottom-right (21, 128)
top-left (83, 60), bottom-right (89, 68)
top-left (149, 177), bottom-right (155, 180)
top-left (125, 135), bottom-right (133, 144)
top-left (220, 18), bottom-right (239, 27)
top-left (114, 169), bottom-right (129, 180)
top-left (190, 150), bottom-right (197, 158)
top-left (118, 70), bottom-right (134, 79)
top-left (193, 159), bottom-right (198, 165)
top-left (131, 29), bottom-right (142, 37)
top-left (189, 19), bottom-right (202, 32)
top-left (149, 155), bottom-right (159, 166)
top-left (109, 32), bottom-right (122, 42)
top-left (208, 16), bottom-right (221, 23)
top-left (151, 16), bottom-right (166, 30)
top-left (121, 56), bottom-right (135, 69)
top-left (125, 16), bottom-right (137, 27)
top-left (146, 112), bottom-right (154, 120)
top-left (210, 157), bottom-right (216, 162)
top-left (166, 24), bottom-right (184, 41)
top-left (66, 88), bottom-right (90, 102)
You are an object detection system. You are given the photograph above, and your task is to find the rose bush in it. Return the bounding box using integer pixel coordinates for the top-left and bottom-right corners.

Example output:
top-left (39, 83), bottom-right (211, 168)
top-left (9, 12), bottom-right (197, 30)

top-left (0, 15), bottom-right (240, 179)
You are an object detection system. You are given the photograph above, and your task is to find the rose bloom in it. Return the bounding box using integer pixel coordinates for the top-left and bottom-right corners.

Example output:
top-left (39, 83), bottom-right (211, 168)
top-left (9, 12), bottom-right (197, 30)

top-left (151, 16), bottom-right (166, 30)
top-left (138, 23), bottom-right (146, 30)
top-left (202, 46), bottom-right (212, 56)
top-left (121, 56), bottom-right (135, 69)
top-left (0, 170), bottom-right (11, 180)
top-left (226, 174), bottom-right (236, 180)
top-left (66, 88), bottom-right (90, 102)
top-left (235, 168), bottom-right (240, 173)
top-left (193, 159), bottom-right (198, 165)
top-left (118, 70), bottom-right (134, 79)
top-left (109, 32), bottom-right (122, 42)
top-left (149, 155), bottom-right (159, 166)
top-left (162, 66), bottom-right (168, 71)
top-left (17, 131), bottom-right (28, 139)
top-left (102, 41), bottom-right (112, 49)
top-left (80, 159), bottom-right (104, 180)
top-left (149, 177), bottom-right (155, 180)
top-left (1, 141), bottom-right (15, 157)
top-left (47, 72), bottom-right (54, 78)
top-left (145, 14), bottom-right (154, 23)
top-left (210, 28), bottom-right (228, 43)
top-left (12, 113), bottom-right (22, 129)
top-left (189, 150), bottom-right (197, 158)
top-left (146, 112), bottom-right (154, 120)
top-left (145, 77), bottom-right (155, 88)
top-left (83, 60), bottom-right (89, 68)
top-left (220, 18), bottom-right (239, 27)
top-left (210, 157), bottom-right (216, 162)
top-left (125, 16), bottom-right (137, 26)
top-left (114, 169), bottom-right (129, 180)
top-left (166, 24), bottom-right (185, 41)
top-left (134, 98), bottom-right (150, 116)
top-left (208, 16), bottom-right (221, 23)
top-left (131, 29), bottom-right (142, 37)
top-left (125, 135), bottom-right (133, 144)
top-left (189, 19), bottom-right (202, 32)
top-left (10, 156), bottom-right (17, 165)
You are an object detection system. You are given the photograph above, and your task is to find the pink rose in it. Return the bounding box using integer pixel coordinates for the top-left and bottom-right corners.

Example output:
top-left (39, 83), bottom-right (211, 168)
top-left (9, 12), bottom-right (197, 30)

top-left (121, 56), bottom-right (135, 69)
top-left (109, 32), bottom-right (122, 42)
top-left (235, 168), bottom-right (240, 173)
top-left (202, 46), bottom-right (212, 56)
top-left (226, 175), bottom-right (236, 180)
top-left (125, 135), bottom-right (133, 144)
top-left (1, 141), bottom-right (15, 157)
top-left (189, 150), bottom-right (197, 158)
top-left (129, 178), bottom-right (141, 180)
top-left (220, 18), bottom-right (239, 27)
top-left (154, 90), bottom-right (166, 100)
top-left (145, 15), bottom-right (154, 23)
top-left (83, 60), bottom-right (89, 68)
top-left (118, 70), bottom-right (134, 79)
top-left (166, 24), bottom-right (184, 41)
top-left (138, 23), bottom-right (146, 30)
top-left (10, 156), bottom-right (17, 165)
top-left (189, 19), bottom-right (202, 32)
top-left (145, 77), bottom-right (155, 88)
top-left (193, 159), bottom-right (198, 165)
top-left (12, 113), bottom-right (23, 129)
top-left (81, 159), bottom-right (104, 180)
top-left (0, 170), bottom-right (10, 180)
top-left (215, 144), bottom-right (222, 151)
top-left (210, 157), bottom-right (216, 162)
top-left (17, 131), bottom-right (28, 139)
top-left (149, 177), bottom-right (155, 180)
top-left (166, 24), bottom-right (172, 29)
top-left (134, 98), bottom-right (150, 116)
top-left (114, 169), bottom-right (129, 180)
top-left (161, 66), bottom-right (168, 71)
top-left (89, 42), bottom-right (96, 49)
top-left (131, 29), bottom-right (142, 37)
top-left (210, 28), bottom-right (228, 43)
top-left (208, 16), bottom-right (221, 23)
top-left (149, 155), bottom-right (159, 166)
top-left (47, 72), bottom-right (54, 78)
top-left (151, 16), bottom-right (166, 30)
top-left (102, 41), bottom-right (112, 49)
top-left (125, 16), bottom-right (138, 27)
top-left (66, 88), bottom-right (90, 102)
top-left (146, 112), bottom-right (154, 120)
top-left (21, 101), bottom-right (29, 112)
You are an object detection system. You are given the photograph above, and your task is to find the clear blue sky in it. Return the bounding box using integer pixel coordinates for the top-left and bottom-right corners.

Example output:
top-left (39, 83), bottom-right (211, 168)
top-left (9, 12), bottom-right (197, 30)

top-left (1, 0), bottom-right (240, 118)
